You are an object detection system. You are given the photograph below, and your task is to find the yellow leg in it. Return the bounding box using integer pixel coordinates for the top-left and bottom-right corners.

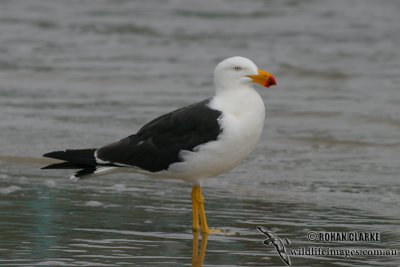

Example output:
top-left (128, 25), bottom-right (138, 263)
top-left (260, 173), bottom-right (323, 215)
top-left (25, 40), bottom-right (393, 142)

top-left (192, 184), bottom-right (210, 233)
top-left (191, 184), bottom-right (225, 234)
top-left (196, 186), bottom-right (210, 234)
top-left (191, 186), bottom-right (200, 231)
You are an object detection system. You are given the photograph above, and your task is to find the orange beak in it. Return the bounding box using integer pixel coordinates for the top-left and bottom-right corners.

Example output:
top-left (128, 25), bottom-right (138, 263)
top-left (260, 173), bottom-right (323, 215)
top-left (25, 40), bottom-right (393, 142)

top-left (247, 69), bottom-right (277, 88)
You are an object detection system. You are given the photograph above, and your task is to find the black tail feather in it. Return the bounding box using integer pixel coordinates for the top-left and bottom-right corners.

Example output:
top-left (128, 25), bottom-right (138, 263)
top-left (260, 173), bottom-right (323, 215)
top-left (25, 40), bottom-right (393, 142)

top-left (41, 161), bottom-right (91, 170)
top-left (74, 167), bottom-right (97, 179)
top-left (42, 148), bottom-right (113, 179)
top-left (43, 149), bottom-right (97, 166)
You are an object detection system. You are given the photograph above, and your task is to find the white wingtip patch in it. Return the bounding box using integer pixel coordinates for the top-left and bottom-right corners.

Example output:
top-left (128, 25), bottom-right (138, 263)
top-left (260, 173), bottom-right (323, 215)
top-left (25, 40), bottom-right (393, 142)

top-left (94, 150), bottom-right (110, 164)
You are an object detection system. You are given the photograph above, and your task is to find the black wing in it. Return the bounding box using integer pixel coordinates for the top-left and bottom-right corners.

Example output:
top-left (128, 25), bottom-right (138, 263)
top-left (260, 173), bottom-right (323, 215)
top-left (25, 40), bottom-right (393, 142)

top-left (96, 99), bottom-right (222, 172)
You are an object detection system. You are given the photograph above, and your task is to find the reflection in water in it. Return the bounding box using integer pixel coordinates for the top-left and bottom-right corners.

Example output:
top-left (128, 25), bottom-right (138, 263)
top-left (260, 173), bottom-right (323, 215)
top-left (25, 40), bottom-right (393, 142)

top-left (192, 232), bottom-right (208, 267)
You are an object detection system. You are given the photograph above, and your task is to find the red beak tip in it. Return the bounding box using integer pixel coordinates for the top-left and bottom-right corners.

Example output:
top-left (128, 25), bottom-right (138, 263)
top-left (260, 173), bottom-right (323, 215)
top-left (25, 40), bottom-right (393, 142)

top-left (265, 76), bottom-right (277, 87)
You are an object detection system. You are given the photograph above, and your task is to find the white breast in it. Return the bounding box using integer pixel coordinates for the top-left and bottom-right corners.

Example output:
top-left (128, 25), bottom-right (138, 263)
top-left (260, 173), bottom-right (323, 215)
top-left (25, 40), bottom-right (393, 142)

top-left (167, 86), bottom-right (265, 183)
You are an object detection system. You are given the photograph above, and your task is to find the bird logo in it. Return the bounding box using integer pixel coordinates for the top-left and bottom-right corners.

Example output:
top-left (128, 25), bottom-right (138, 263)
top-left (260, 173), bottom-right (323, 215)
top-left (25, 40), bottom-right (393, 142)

top-left (256, 226), bottom-right (291, 266)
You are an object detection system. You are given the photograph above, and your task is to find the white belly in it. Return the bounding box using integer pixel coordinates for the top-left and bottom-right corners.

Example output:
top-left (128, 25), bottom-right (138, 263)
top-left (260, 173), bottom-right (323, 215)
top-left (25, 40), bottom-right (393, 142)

top-left (166, 87), bottom-right (265, 183)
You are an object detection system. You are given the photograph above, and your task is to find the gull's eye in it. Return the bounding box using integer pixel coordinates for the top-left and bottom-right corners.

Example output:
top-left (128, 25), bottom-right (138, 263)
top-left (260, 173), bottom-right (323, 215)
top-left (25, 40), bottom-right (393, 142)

top-left (233, 66), bottom-right (242, 71)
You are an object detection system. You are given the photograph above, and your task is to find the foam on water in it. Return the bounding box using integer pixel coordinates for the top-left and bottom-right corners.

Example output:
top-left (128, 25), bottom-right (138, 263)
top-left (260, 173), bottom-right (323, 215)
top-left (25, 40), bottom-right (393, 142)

top-left (0, 185), bottom-right (21, 195)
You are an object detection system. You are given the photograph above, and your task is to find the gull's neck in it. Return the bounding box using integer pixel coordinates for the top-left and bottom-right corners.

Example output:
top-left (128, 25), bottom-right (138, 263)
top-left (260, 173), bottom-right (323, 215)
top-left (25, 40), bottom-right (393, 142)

top-left (212, 84), bottom-right (265, 117)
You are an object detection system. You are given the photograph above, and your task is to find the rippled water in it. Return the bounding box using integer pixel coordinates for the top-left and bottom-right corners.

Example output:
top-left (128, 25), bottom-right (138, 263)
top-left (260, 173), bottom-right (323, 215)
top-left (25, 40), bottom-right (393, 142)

top-left (0, 0), bottom-right (399, 266)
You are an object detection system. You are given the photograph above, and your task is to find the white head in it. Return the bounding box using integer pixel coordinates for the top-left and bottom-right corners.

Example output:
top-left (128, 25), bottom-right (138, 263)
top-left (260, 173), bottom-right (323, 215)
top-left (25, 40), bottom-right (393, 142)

top-left (213, 56), bottom-right (276, 92)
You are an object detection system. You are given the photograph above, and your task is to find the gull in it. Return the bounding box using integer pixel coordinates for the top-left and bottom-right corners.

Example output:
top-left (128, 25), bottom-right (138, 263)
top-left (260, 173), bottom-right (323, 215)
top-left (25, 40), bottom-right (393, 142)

top-left (42, 56), bottom-right (277, 234)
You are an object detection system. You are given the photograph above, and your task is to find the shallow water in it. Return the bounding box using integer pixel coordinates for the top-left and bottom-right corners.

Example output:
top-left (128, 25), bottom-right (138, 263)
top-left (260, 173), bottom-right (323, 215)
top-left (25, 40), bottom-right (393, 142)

top-left (0, 0), bottom-right (399, 266)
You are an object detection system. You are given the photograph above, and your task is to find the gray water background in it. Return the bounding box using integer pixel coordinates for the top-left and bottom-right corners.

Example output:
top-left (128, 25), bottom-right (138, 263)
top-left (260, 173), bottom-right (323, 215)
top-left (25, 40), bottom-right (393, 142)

top-left (0, 0), bottom-right (399, 266)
